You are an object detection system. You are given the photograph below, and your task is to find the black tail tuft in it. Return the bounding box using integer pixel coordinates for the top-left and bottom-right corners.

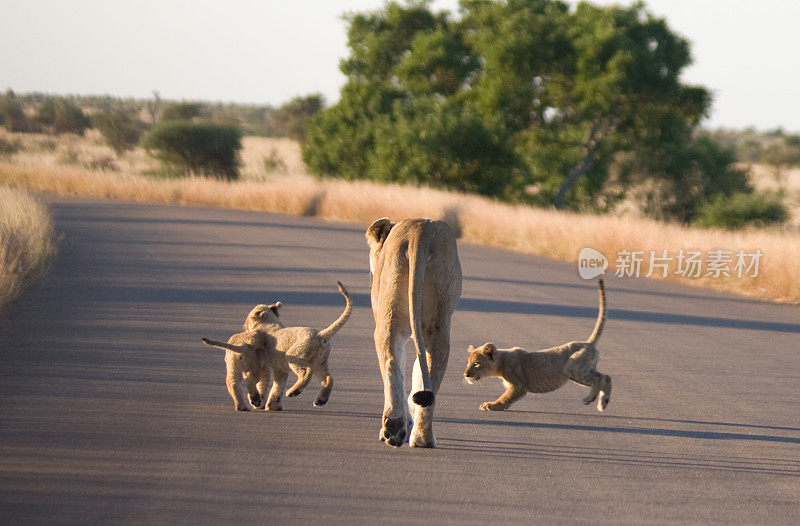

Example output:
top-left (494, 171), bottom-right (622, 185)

top-left (412, 390), bottom-right (435, 407)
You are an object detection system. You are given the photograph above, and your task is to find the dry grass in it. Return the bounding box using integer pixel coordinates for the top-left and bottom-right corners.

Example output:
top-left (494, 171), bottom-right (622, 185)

top-left (0, 131), bottom-right (798, 304)
top-left (0, 186), bottom-right (56, 313)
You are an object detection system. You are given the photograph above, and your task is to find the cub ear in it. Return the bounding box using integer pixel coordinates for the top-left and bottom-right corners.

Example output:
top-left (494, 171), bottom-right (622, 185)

top-left (482, 342), bottom-right (497, 358)
top-left (467, 345), bottom-right (475, 353)
top-left (269, 302), bottom-right (282, 315)
top-left (365, 218), bottom-right (394, 246)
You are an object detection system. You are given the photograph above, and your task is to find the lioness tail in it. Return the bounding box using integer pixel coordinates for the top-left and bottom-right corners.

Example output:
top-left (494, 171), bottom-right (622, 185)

top-left (587, 279), bottom-right (606, 344)
top-left (317, 281), bottom-right (352, 341)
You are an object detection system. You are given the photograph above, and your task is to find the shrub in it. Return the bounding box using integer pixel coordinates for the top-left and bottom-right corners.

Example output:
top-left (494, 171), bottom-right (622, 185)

top-left (0, 137), bottom-right (21, 158)
top-left (695, 192), bottom-right (788, 229)
top-left (160, 102), bottom-right (205, 122)
top-left (143, 120), bottom-right (242, 180)
top-left (33, 98), bottom-right (91, 135)
top-left (93, 108), bottom-right (145, 155)
top-left (263, 147), bottom-right (287, 173)
top-left (0, 94), bottom-right (30, 132)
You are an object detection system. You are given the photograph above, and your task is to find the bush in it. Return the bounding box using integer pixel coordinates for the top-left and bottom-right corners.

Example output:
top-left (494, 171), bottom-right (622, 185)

top-left (160, 102), bottom-right (205, 122)
top-left (33, 97), bottom-right (91, 135)
top-left (0, 136), bottom-right (21, 158)
top-left (143, 120), bottom-right (242, 180)
top-left (695, 192), bottom-right (788, 229)
top-left (93, 109), bottom-right (145, 155)
top-left (0, 93), bottom-right (30, 132)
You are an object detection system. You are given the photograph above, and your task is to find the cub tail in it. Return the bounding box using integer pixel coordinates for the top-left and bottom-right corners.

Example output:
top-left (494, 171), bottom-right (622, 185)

top-left (316, 281), bottom-right (352, 341)
top-left (587, 279), bottom-right (606, 344)
top-left (201, 337), bottom-right (247, 354)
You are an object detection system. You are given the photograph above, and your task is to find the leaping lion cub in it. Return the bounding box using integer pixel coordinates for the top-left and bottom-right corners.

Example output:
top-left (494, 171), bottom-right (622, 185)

top-left (465, 279), bottom-right (611, 412)
top-left (244, 281), bottom-right (352, 410)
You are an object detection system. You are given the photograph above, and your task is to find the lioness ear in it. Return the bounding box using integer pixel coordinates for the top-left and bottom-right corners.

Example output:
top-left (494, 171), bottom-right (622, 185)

top-left (483, 342), bottom-right (496, 358)
top-left (365, 218), bottom-right (394, 246)
top-left (467, 345), bottom-right (475, 353)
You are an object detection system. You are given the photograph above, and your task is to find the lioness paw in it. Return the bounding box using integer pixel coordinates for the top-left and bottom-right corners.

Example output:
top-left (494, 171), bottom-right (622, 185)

top-left (480, 402), bottom-right (505, 411)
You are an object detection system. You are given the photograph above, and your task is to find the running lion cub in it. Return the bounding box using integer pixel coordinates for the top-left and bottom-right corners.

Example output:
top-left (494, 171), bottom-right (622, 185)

top-left (464, 279), bottom-right (611, 412)
top-left (201, 328), bottom-right (275, 411)
top-left (244, 281), bottom-right (352, 409)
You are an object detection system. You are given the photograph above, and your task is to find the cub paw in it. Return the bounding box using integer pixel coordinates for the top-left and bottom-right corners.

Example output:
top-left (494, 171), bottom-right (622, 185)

top-left (598, 395), bottom-right (609, 412)
top-left (313, 397), bottom-right (328, 407)
top-left (286, 388), bottom-right (302, 398)
top-left (479, 402), bottom-right (505, 411)
top-left (582, 393), bottom-right (598, 405)
top-left (266, 396), bottom-right (283, 411)
top-left (249, 393), bottom-right (263, 407)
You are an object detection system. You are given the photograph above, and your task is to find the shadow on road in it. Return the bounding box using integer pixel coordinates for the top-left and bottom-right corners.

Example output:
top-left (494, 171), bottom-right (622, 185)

top-left (439, 416), bottom-right (800, 445)
top-left (435, 436), bottom-right (800, 477)
top-left (62, 283), bottom-right (800, 334)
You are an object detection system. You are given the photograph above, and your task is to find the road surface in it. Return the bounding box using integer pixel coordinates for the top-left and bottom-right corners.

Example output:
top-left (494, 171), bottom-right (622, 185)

top-left (1, 196), bottom-right (798, 524)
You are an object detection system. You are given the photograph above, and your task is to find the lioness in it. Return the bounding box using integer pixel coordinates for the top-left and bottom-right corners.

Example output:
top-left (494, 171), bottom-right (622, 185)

top-left (201, 329), bottom-right (276, 411)
top-left (244, 281), bottom-right (351, 409)
top-left (366, 218), bottom-right (462, 448)
top-left (465, 279), bottom-right (611, 412)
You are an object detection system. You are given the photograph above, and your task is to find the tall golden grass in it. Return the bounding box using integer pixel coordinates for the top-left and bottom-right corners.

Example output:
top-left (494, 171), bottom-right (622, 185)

top-left (0, 186), bottom-right (56, 313)
top-left (1, 159), bottom-right (798, 304)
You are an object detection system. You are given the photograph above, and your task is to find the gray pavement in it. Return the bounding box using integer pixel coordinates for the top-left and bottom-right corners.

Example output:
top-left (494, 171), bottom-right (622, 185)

top-left (0, 195), bottom-right (798, 524)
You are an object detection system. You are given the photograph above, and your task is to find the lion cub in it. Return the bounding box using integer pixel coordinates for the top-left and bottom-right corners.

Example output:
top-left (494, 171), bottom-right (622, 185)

top-left (201, 329), bottom-right (276, 411)
top-left (465, 279), bottom-right (611, 412)
top-left (245, 281), bottom-right (352, 408)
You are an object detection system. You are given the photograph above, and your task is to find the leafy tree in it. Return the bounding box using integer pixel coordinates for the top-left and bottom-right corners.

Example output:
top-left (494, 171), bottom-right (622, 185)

top-left (303, 0), bottom-right (738, 221)
top-left (93, 108), bottom-right (146, 155)
top-left (143, 120), bottom-right (242, 179)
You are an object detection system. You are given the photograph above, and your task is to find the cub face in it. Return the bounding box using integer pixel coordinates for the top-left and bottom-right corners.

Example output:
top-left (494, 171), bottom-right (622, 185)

top-left (464, 343), bottom-right (498, 384)
top-left (244, 302), bottom-right (283, 331)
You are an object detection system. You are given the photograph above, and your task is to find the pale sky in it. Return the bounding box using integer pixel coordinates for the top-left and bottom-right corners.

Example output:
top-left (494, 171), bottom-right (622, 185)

top-left (1, 0), bottom-right (798, 131)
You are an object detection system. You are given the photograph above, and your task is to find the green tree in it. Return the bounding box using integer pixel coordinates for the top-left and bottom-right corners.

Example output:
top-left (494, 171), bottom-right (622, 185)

top-left (93, 108), bottom-right (146, 155)
top-left (143, 120), bottom-right (242, 180)
top-left (303, 0), bottom-right (736, 221)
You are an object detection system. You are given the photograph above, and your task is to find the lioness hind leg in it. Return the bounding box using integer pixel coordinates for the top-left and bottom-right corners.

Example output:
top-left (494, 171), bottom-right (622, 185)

top-left (409, 320), bottom-right (451, 448)
top-left (375, 329), bottom-right (411, 447)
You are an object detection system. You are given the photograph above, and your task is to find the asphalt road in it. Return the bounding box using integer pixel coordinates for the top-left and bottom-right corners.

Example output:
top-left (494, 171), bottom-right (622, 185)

top-left (1, 196), bottom-right (798, 524)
